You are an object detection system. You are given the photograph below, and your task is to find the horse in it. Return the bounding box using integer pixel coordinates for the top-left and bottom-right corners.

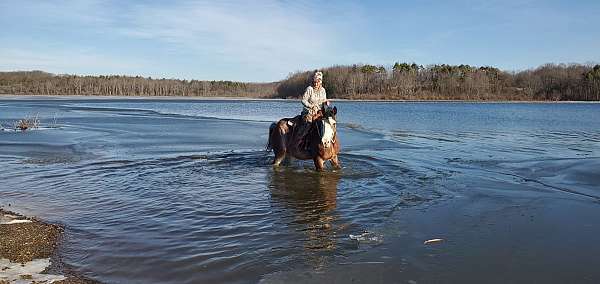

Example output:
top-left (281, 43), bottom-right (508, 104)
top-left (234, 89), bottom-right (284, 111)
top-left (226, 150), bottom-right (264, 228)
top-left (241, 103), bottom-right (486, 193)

top-left (267, 106), bottom-right (340, 171)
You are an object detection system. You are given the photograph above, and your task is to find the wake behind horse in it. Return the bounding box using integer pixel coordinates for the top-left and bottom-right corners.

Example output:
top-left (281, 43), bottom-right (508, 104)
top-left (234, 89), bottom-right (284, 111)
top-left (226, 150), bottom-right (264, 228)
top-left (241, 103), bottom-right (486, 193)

top-left (267, 107), bottom-right (340, 171)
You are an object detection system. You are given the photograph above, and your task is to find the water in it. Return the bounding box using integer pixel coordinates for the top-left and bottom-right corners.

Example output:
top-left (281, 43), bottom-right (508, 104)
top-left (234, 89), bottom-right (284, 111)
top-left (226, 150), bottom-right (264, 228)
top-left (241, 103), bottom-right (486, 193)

top-left (1, 98), bottom-right (599, 283)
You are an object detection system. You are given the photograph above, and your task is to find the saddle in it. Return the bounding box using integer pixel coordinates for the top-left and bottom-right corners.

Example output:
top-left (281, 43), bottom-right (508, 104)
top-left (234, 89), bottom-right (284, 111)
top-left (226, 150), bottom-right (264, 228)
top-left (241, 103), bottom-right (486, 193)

top-left (288, 118), bottom-right (325, 151)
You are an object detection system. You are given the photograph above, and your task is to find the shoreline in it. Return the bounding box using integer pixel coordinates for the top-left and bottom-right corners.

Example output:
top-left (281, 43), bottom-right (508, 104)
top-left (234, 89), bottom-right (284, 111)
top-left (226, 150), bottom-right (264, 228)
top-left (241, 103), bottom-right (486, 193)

top-left (1, 94), bottom-right (599, 103)
top-left (0, 208), bottom-right (99, 284)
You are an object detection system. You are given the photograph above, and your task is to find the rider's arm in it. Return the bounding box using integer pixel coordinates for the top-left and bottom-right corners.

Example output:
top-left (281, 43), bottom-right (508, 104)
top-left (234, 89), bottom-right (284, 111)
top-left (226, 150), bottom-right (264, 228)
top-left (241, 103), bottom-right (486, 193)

top-left (302, 86), bottom-right (315, 109)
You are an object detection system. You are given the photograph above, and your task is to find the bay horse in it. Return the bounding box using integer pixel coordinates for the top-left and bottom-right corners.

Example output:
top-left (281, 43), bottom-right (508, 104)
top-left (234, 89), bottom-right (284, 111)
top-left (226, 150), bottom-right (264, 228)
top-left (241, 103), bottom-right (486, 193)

top-left (267, 106), bottom-right (340, 171)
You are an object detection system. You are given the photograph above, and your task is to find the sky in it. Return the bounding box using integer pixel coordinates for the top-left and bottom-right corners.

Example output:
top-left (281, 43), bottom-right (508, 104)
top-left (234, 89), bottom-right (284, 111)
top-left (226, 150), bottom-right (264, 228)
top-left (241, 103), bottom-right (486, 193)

top-left (1, 0), bottom-right (599, 82)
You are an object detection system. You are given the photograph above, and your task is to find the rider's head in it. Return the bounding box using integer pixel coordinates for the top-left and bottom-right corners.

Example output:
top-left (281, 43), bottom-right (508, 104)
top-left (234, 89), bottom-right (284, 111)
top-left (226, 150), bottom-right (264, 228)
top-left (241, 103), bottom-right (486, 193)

top-left (313, 71), bottom-right (323, 88)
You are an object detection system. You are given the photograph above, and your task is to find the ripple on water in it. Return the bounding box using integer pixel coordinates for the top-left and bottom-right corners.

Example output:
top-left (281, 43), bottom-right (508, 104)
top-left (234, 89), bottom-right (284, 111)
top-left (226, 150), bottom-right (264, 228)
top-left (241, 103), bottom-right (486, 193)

top-left (4, 100), bottom-right (598, 283)
top-left (0, 146), bottom-right (448, 283)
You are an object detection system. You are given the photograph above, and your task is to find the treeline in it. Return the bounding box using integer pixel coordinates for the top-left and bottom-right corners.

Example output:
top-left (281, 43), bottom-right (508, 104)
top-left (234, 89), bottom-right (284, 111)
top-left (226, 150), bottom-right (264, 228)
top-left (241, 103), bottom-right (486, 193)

top-left (2, 63), bottom-right (600, 100)
top-left (0, 71), bottom-right (276, 97)
top-left (276, 63), bottom-right (600, 101)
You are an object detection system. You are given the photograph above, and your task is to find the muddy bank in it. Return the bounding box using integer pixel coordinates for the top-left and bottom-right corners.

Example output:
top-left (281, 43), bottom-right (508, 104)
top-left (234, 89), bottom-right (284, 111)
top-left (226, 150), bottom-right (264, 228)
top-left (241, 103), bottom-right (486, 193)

top-left (0, 208), bottom-right (98, 284)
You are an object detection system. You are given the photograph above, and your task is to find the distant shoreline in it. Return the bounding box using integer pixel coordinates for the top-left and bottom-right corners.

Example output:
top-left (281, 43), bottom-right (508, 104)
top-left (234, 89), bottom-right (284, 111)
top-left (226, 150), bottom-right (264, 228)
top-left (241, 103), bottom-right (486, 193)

top-left (1, 94), bottom-right (599, 103)
top-left (3, 64), bottom-right (599, 102)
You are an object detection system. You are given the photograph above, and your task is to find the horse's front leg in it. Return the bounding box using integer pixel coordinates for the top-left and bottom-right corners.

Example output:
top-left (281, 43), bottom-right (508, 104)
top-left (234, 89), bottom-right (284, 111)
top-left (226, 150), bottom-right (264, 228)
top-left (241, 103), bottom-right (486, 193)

top-left (330, 155), bottom-right (341, 169)
top-left (273, 151), bottom-right (286, 167)
top-left (313, 156), bottom-right (325, 171)
top-left (272, 132), bottom-right (287, 167)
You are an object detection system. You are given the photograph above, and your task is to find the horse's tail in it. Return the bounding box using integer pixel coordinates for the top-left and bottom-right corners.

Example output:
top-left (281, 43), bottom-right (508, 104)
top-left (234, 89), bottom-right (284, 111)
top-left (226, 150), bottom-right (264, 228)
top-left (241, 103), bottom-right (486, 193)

top-left (266, 122), bottom-right (276, 151)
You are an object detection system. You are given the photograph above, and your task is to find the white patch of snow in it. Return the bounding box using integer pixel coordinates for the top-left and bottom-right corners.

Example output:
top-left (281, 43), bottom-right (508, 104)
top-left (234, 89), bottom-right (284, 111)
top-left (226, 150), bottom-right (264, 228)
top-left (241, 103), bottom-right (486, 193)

top-left (0, 213), bottom-right (33, 225)
top-left (0, 219), bottom-right (33, 225)
top-left (0, 258), bottom-right (66, 284)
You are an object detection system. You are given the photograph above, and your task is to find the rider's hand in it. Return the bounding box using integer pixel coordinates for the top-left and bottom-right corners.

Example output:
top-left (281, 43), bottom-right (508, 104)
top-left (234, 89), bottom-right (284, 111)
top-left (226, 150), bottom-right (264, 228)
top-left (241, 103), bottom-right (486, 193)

top-left (326, 100), bottom-right (331, 106)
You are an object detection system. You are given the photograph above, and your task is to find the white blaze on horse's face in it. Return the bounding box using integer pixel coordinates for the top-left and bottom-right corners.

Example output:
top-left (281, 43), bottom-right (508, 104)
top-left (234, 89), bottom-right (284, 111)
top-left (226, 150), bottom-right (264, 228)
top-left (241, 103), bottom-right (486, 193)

top-left (322, 117), bottom-right (336, 147)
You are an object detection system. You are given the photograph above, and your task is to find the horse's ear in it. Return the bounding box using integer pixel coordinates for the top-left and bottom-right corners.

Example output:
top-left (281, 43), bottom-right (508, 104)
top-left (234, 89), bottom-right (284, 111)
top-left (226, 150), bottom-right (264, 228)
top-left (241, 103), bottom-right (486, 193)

top-left (333, 106), bottom-right (337, 115)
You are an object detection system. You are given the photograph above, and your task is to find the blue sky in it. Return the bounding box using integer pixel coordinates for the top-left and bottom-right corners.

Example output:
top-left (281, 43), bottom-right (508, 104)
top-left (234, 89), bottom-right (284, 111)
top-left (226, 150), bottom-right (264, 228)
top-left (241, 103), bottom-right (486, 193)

top-left (1, 0), bottom-right (599, 82)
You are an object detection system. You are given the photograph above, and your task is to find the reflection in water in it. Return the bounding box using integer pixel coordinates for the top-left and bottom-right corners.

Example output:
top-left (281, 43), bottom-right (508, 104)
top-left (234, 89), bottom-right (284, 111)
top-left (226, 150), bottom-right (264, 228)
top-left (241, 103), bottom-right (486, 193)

top-left (268, 168), bottom-right (342, 270)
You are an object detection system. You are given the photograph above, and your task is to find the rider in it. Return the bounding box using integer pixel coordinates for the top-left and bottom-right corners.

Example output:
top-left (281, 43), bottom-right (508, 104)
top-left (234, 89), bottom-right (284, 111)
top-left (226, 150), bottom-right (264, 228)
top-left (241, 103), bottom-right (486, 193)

top-left (302, 71), bottom-right (328, 122)
top-left (294, 71), bottom-right (329, 149)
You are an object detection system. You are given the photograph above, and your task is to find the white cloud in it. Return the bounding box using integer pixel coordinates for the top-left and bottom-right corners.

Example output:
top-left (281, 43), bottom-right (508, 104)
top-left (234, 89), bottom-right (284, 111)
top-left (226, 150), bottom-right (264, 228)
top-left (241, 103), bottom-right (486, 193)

top-left (117, 1), bottom-right (339, 75)
top-left (0, 48), bottom-right (145, 75)
top-left (1, 0), bottom-right (370, 80)
top-left (2, 0), bottom-right (598, 80)
top-left (1, 0), bottom-right (114, 27)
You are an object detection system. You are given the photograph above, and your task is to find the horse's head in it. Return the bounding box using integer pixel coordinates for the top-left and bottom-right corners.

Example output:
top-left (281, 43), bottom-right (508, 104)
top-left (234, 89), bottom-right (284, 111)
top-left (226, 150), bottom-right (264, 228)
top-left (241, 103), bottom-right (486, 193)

top-left (323, 106), bottom-right (337, 128)
top-left (324, 106), bottom-right (337, 118)
top-left (320, 106), bottom-right (337, 147)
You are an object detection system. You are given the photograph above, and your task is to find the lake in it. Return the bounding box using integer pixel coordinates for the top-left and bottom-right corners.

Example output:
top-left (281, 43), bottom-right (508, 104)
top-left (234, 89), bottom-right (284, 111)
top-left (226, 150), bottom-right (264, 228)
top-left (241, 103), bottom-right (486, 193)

top-left (1, 98), bottom-right (599, 283)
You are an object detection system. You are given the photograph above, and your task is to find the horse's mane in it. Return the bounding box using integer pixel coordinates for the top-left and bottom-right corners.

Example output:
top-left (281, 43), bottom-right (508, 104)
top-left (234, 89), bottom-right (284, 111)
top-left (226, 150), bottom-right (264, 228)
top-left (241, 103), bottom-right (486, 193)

top-left (322, 106), bottom-right (337, 118)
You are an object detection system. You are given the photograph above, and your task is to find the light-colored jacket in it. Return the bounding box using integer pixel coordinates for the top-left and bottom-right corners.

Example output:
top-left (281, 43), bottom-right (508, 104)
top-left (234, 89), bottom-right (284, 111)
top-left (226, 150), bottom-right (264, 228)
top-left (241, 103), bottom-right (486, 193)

top-left (301, 86), bottom-right (327, 118)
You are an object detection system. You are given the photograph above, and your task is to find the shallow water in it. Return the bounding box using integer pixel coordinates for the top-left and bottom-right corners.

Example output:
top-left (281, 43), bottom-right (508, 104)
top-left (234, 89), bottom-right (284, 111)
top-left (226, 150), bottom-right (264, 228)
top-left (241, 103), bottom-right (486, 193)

top-left (1, 98), bottom-right (599, 283)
